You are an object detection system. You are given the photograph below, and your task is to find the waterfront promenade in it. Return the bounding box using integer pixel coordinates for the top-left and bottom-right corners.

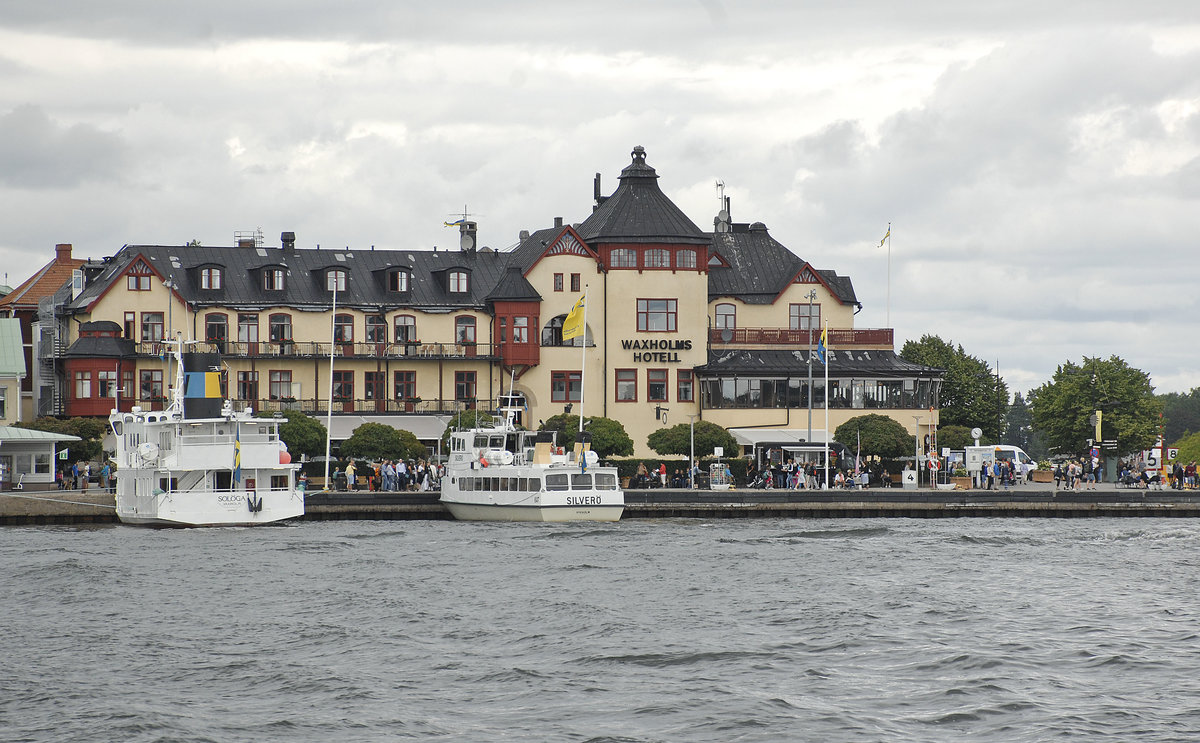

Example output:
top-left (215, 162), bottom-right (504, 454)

top-left (4, 481), bottom-right (1200, 524)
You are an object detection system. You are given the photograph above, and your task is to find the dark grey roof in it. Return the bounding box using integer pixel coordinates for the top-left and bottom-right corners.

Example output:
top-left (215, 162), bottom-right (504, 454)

top-left (64, 333), bottom-right (134, 359)
top-left (694, 349), bottom-right (942, 378)
top-left (66, 243), bottom-right (517, 313)
top-left (708, 226), bottom-right (858, 306)
top-left (506, 227), bottom-right (569, 274)
top-left (575, 146), bottom-right (709, 246)
top-left (486, 267), bottom-right (542, 302)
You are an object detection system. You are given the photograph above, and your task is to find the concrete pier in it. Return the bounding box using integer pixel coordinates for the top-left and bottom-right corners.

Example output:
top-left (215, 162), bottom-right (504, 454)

top-left (4, 483), bottom-right (1200, 525)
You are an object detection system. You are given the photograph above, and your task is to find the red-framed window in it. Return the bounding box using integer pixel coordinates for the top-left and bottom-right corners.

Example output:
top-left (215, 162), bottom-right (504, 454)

top-left (551, 371), bottom-right (582, 403)
top-left (394, 371), bottom-right (416, 400)
top-left (200, 267), bottom-right (222, 290)
top-left (334, 313), bottom-right (354, 343)
top-left (553, 273), bottom-right (563, 292)
top-left (139, 370), bottom-right (163, 400)
top-left (326, 269), bottom-right (347, 292)
top-left (268, 370), bottom-right (292, 400)
top-left (449, 270), bottom-right (469, 293)
top-left (645, 249), bottom-right (670, 268)
top-left (615, 369), bottom-right (637, 402)
top-left (789, 303), bottom-right (820, 331)
top-left (512, 317), bottom-right (530, 343)
top-left (456, 316), bottom-right (476, 343)
top-left (141, 312), bottom-right (164, 342)
top-left (455, 371), bottom-right (476, 401)
top-left (676, 250), bottom-right (697, 269)
top-left (677, 370), bottom-right (694, 402)
top-left (268, 313), bottom-right (292, 342)
top-left (263, 268), bottom-right (285, 291)
top-left (74, 371), bottom-right (92, 399)
top-left (610, 248), bottom-right (637, 268)
top-left (648, 369), bottom-right (668, 402)
top-left (332, 370), bottom-right (353, 401)
top-left (366, 315), bottom-right (387, 343)
top-left (205, 313), bottom-right (228, 343)
top-left (364, 371), bottom-right (384, 401)
top-left (394, 315), bottom-right (416, 342)
top-left (570, 273), bottom-right (581, 292)
top-left (237, 371), bottom-right (258, 401)
top-left (636, 299), bottom-right (677, 332)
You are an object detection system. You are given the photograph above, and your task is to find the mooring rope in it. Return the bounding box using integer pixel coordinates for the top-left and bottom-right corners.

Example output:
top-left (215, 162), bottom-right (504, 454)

top-left (0, 492), bottom-right (117, 509)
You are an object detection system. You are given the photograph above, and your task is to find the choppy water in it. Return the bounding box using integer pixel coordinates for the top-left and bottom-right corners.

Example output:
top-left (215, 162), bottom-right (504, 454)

top-left (4, 518), bottom-right (1200, 742)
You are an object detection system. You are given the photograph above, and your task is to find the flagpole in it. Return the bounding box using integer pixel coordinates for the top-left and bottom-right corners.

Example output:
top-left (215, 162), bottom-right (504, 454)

top-left (824, 320), bottom-right (830, 490)
top-left (323, 284), bottom-right (337, 489)
top-left (884, 223), bottom-right (891, 329)
top-left (578, 286), bottom-right (588, 436)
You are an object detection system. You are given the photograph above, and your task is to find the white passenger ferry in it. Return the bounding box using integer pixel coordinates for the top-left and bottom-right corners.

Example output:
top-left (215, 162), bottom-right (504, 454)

top-left (109, 341), bottom-right (304, 526)
top-left (439, 412), bottom-right (624, 522)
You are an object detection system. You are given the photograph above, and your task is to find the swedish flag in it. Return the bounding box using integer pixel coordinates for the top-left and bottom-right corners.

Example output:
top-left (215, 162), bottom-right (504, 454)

top-left (817, 325), bottom-right (828, 364)
top-left (233, 426), bottom-right (242, 484)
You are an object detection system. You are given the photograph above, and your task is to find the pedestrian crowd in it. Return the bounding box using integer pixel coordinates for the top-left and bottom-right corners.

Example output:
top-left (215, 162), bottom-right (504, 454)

top-left (331, 459), bottom-right (443, 492)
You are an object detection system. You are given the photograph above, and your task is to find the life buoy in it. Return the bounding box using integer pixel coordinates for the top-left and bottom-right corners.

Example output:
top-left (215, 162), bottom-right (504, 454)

top-left (479, 456), bottom-right (489, 468)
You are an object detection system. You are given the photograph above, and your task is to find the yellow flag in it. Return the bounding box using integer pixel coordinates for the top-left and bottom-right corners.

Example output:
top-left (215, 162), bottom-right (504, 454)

top-left (562, 294), bottom-right (586, 340)
top-left (878, 227), bottom-right (890, 247)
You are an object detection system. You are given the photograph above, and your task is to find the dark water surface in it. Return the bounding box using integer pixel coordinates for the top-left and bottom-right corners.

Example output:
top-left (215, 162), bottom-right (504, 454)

top-left (4, 518), bottom-right (1200, 742)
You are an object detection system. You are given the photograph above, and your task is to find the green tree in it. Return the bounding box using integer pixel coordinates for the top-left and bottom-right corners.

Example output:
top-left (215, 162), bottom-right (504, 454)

top-left (1171, 431), bottom-right (1200, 467)
top-left (936, 424), bottom-right (975, 451)
top-left (439, 410), bottom-right (496, 450)
top-left (16, 417), bottom-right (107, 461)
top-left (1028, 356), bottom-right (1162, 457)
top-left (1003, 392), bottom-right (1035, 450)
top-left (833, 414), bottom-right (912, 460)
top-left (646, 420), bottom-right (737, 458)
top-left (1159, 388), bottom-right (1200, 444)
top-left (339, 422), bottom-right (425, 461)
top-left (900, 335), bottom-right (1008, 440)
top-left (274, 410), bottom-right (327, 459)
top-left (540, 414), bottom-right (634, 458)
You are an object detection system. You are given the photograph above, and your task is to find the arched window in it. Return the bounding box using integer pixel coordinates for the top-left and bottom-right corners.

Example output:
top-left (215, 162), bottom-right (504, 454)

top-left (394, 315), bottom-right (416, 342)
top-left (715, 303), bottom-right (736, 330)
top-left (326, 268), bottom-right (347, 292)
top-left (456, 316), bottom-right (476, 343)
top-left (334, 314), bottom-right (354, 343)
top-left (263, 267), bottom-right (285, 291)
top-left (268, 313), bottom-right (292, 342)
top-left (449, 270), bottom-right (469, 293)
top-left (541, 315), bottom-right (592, 347)
top-left (366, 314), bottom-right (387, 343)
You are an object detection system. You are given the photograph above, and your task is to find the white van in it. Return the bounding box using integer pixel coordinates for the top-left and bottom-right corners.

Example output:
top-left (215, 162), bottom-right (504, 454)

top-left (965, 445), bottom-right (1038, 481)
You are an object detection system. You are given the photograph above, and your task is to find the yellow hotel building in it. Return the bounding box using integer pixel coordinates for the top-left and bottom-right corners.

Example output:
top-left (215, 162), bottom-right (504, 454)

top-left (45, 146), bottom-right (941, 460)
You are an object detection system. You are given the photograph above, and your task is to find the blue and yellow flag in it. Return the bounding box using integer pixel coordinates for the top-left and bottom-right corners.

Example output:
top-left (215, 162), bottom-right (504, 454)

top-left (184, 371), bottom-right (222, 398)
top-left (233, 426), bottom-right (242, 484)
top-left (816, 325), bottom-right (828, 364)
top-left (562, 294), bottom-right (586, 341)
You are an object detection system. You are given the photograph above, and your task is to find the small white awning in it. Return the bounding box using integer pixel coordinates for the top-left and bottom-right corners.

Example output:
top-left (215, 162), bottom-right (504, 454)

top-left (730, 428), bottom-right (831, 448)
top-left (322, 415), bottom-right (451, 442)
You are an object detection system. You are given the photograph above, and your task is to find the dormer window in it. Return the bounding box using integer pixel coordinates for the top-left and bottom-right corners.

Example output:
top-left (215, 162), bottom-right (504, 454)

top-left (389, 270), bottom-right (410, 292)
top-left (127, 259), bottom-right (153, 291)
top-left (449, 270), bottom-right (469, 293)
top-left (263, 268), bottom-right (285, 291)
top-left (200, 267), bottom-right (222, 290)
top-left (326, 268), bottom-right (347, 292)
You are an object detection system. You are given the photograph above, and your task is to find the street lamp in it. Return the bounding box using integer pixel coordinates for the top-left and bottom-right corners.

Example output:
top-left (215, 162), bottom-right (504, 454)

top-left (686, 413), bottom-right (700, 489)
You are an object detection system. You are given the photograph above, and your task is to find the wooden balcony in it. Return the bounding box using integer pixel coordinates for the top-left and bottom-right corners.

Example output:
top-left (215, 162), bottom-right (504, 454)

top-left (709, 327), bottom-right (894, 347)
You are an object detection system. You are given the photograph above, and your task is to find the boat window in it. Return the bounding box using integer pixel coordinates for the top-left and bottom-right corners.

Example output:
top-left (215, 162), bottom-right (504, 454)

top-left (111, 421), bottom-right (123, 435)
top-left (490, 435), bottom-right (505, 449)
top-left (488, 477), bottom-right (499, 491)
top-left (460, 477), bottom-right (471, 491)
top-left (571, 473), bottom-right (593, 489)
top-left (527, 478), bottom-right (540, 492)
top-left (270, 475), bottom-right (288, 490)
top-left (596, 473), bottom-right (618, 490)
top-left (546, 474), bottom-right (569, 491)
top-left (157, 477), bottom-right (178, 492)
top-left (474, 434), bottom-right (490, 449)
top-left (452, 437), bottom-right (465, 453)
top-left (505, 477), bottom-right (517, 491)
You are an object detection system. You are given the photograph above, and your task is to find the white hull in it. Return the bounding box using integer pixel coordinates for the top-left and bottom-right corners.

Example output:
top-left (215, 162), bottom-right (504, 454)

top-left (441, 500), bottom-right (623, 522)
top-left (116, 489), bottom-right (304, 527)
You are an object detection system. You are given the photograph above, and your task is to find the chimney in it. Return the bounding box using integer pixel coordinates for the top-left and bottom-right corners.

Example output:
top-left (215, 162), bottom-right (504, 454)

top-left (458, 220), bottom-right (477, 253)
top-left (281, 231), bottom-right (296, 250)
top-left (519, 230), bottom-right (530, 241)
top-left (55, 243), bottom-right (73, 261)
top-left (554, 216), bottom-right (563, 229)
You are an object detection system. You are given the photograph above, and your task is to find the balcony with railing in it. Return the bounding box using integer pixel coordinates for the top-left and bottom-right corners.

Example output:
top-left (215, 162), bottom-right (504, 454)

top-left (709, 327), bottom-right (894, 348)
top-left (135, 340), bottom-right (498, 360)
top-left (93, 396), bottom-right (499, 417)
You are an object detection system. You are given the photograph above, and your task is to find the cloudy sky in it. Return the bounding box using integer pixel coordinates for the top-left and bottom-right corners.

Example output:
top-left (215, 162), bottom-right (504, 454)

top-left (2, 1), bottom-right (1198, 397)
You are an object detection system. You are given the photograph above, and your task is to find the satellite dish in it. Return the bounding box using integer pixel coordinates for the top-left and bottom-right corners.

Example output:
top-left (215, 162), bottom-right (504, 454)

top-left (137, 442), bottom-right (161, 463)
top-left (720, 328), bottom-right (733, 343)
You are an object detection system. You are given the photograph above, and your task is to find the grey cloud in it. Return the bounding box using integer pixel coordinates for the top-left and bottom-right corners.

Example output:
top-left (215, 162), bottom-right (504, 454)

top-left (0, 105), bottom-right (128, 188)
